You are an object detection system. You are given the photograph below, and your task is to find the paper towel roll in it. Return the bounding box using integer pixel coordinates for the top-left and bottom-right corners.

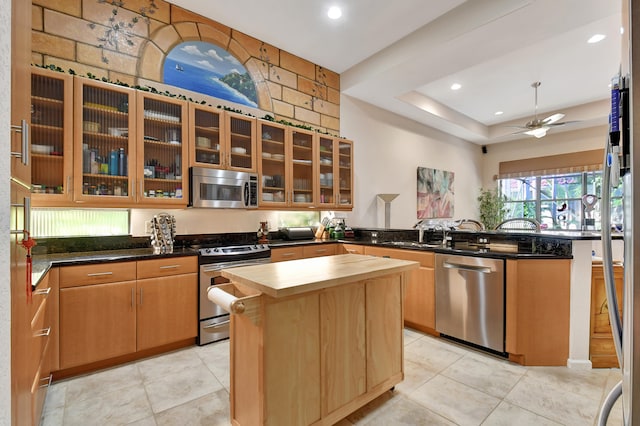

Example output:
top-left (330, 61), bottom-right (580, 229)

top-left (207, 286), bottom-right (244, 313)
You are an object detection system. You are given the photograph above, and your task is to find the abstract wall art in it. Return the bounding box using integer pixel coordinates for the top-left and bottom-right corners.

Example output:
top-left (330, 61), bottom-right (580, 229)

top-left (417, 167), bottom-right (454, 218)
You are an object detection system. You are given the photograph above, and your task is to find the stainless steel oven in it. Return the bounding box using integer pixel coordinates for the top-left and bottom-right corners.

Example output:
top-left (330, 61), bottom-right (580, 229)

top-left (197, 244), bottom-right (271, 345)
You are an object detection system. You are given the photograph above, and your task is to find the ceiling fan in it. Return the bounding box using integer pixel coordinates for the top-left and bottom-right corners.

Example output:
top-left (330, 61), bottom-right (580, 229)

top-left (511, 81), bottom-right (576, 138)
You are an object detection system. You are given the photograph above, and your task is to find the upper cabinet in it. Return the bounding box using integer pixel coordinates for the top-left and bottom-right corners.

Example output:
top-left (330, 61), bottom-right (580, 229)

top-left (290, 128), bottom-right (316, 208)
top-left (257, 120), bottom-right (288, 206)
top-left (30, 68), bottom-right (74, 206)
top-left (73, 78), bottom-right (137, 205)
top-left (189, 104), bottom-right (224, 169)
top-left (226, 111), bottom-right (257, 172)
top-left (317, 136), bottom-right (353, 210)
top-left (136, 91), bottom-right (188, 206)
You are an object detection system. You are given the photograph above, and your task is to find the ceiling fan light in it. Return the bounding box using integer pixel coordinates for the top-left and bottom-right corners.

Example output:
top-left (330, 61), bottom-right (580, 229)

top-left (525, 127), bottom-right (548, 138)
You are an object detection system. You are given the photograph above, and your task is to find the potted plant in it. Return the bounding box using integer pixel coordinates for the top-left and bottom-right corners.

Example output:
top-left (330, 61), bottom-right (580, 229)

top-left (477, 187), bottom-right (506, 230)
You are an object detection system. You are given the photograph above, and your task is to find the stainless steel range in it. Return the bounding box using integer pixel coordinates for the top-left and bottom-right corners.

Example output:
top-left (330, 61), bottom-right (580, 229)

top-left (197, 243), bottom-right (271, 345)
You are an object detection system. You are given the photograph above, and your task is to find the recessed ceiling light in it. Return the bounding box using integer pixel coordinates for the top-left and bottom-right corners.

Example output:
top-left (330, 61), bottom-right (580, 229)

top-left (494, 111), bottom-right (504, 116)
top-left (588, 34), bottom-right (606, 44)
top-left (450, 83), bottom-right (462, 91)
top-left (327, 6), bottom-right (342, 19)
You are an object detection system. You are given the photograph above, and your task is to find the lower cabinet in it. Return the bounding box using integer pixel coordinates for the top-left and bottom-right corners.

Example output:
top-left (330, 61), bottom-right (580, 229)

top-left (505, 258), bottom-right (571, 366)
top-left (59, 256), bottom-right (197, 370)
top-left (590, 263), bottom-right (623, 368)
top-left (271, 243), bottom-right (338, 262)
top-left (364, 246), bottom-right (436, 333)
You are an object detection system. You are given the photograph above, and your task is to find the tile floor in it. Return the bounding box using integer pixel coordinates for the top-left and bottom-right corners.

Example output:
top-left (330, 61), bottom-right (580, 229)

top-left (41, 328), bottom-right (624, 425)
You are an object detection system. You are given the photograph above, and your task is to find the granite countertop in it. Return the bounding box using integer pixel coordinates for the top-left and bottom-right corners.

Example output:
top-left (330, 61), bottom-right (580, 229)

top-left (32, 247), bottom-right (198, 288)
top-left (221, 254), bottom-right (418, 298)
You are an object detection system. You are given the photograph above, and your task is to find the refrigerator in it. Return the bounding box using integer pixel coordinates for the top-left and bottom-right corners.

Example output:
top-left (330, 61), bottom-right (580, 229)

top-left (600, 0), bottom-right (640, 424)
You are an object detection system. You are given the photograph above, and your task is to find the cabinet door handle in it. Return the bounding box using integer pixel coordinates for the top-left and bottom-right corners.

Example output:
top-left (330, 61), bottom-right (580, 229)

top-left (10, 119), bottom-right (29, 166)
top-left (34, 327), bottom-right (51, 337)
top-left (33, 287), bottom-right (51, 296)
top-left (159, 265), bottom-right (179, 269)
top-left (139, 288), bottom-right (143, 305)
top-left (86, 271), bottom-right (113, 277)
top-left (10, 196), bottom-right (31, 238)
top-left (131, 288), bottom-right (134, 308)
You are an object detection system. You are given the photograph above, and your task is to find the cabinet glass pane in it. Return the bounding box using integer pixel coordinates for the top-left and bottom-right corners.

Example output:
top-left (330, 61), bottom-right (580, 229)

top-left (229, 116), bottom-right (253, 169)
top-left (318, 137), bottom-right (334, 205)
top-left (194, 108), bottom-right (222, 166)
top-left (142, 98), bottom-right (183, 199)
top-left (338, 141), bottom-right (352, 206)
top-left (292, 131), bottom-right (313, 204)
top-left (31, 74), bottom-right (66, 194)
top-left (260, 124), bottom-right (286, 203)
top-left (81, 85), bottom-right (130, 197)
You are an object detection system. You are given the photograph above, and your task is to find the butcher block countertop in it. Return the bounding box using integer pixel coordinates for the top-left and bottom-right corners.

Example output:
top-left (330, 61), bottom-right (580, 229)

top-left (221, 253), bottom-right (418, 298)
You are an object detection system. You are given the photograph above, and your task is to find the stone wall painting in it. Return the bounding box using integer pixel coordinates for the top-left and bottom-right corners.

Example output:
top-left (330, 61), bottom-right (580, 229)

top-left (417, 167), bottom-right (454, 219)
top-left (163, 41), bottom-right (258, 108)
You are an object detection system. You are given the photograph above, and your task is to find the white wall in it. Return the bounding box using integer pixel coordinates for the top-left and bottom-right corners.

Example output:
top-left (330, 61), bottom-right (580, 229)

top-left (339, 95), bottom-right (483, 229)
top-left (1, 0), bottom-right (11, 421)
top-left (481, 125), bottom-right (608, 188)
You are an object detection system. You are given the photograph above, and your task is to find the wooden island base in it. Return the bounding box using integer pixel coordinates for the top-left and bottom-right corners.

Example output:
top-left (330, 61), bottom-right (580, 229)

top-left (216, 254), bottom-right (419, 426)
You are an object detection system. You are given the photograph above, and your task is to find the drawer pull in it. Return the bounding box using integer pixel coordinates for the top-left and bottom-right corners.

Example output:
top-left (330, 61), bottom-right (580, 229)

top-left (159, 265), bottom-right (179, 269)
top-left (282, 253), bottom-right (296, 257)
top-left (33, 287), bottom-right (51, 296)
top-left (315, 249), bottom-right (328, 253)
top-left (34, 327), bottom-right (51, 337)
top-left (203, 319), bottom-right (230, 331)
top-left (39, 374), bottom-right (53, 389)
top-left (86, 271), bottom-right (113, 277)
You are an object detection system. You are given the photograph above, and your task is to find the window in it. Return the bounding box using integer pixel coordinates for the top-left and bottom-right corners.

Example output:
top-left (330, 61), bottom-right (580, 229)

top-left (499, 171), bottom-right (623, 231)
top-left (31, 209), bottom-right (130, 238)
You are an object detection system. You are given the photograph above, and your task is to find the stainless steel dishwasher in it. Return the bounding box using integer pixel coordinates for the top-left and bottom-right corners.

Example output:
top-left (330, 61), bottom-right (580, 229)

top-left (435, 254), bottom-right (505, 353)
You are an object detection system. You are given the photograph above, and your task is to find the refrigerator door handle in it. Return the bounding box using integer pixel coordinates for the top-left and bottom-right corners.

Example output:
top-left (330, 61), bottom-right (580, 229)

top-left (601, 136), bottom-right (623, 368)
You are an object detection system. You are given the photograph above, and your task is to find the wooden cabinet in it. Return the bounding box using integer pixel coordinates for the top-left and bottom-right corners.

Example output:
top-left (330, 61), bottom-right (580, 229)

top-left (303, 244), bottom-right (337, 258)
top-left (226, 111), bottom-right (257, 172)
top-left (58, 257), bottom-right (197, 370)
top-left (30, 67), bottom-right (74, 205)
top-left (364, 246), bottom-right (436, 333)
top-left (135, 257), bottom-right (198, 351)
top-left (73, 77), bottom-right (137, 204)
top-left (59, 262), bottom-right (137, 369)
top-left (188, 103), bottom-right (224, 169)
top-left (229, 265), bottom-right (404, 425)
top-left (341, 244), bottom-right (365, 254)
top-left (590, 263), bottom-right (624, 368)
top-left (317, 136), bottom-right (353, 210)
top-left (257, 120), bottom-right (316, 208)
top-left (257, 120), bottom-right (288, 206)
top-left (271, 246), bottom-right (305, 262)
top-left (505, 259), bottom-right (571, 366)
top-left (271, 244), bottom-right (338, 262)
top-left (136, 91), bottom-right (189, 205)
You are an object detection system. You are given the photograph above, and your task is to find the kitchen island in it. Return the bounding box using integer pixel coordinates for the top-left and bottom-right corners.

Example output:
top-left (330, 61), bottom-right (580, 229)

top-left (215, 254), bottom-right (418, 426)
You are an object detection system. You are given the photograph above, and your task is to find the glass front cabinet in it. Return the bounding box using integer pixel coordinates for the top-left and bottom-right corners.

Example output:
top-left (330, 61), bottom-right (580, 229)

top-left (226, 111), bottom-right (256, 172)
top-left (317, 135), bottom-right (353, 209)
top-left (136, 91), bottom-right (188, 206)
top-left (290, 128), bottom-right (316, 207)
top-left (257, 120), bottom-right (288, 207)
top-left (73, 78), bottom-right (137, 204)
top-left (189, 104), bottom-right (224, 169)
top-left (31, 67), bottom-right (74, 205)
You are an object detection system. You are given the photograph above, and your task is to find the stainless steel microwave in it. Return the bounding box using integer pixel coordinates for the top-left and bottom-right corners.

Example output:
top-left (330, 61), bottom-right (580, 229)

top-left (189, 167), bottom-right (258, 209)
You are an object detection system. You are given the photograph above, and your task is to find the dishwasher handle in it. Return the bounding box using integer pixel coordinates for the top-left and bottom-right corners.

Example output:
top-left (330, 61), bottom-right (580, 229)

top-left (442, 261), bottom-right (492, 274)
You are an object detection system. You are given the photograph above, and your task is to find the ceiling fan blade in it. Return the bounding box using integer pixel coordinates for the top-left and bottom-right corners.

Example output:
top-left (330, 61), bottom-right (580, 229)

top-left (542, 113), bottom-right (565, 125)
top-left (546, 120), bottom-right (581, 127)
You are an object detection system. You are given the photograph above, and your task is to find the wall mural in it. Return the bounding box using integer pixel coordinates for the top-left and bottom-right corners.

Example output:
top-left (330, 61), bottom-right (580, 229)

top-left (163, 41), bottom-right (258, 108)
top-left (417, 167), bottom-right (455, 218)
